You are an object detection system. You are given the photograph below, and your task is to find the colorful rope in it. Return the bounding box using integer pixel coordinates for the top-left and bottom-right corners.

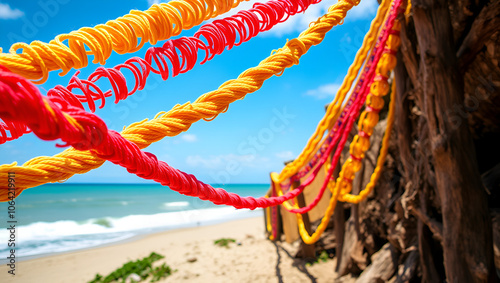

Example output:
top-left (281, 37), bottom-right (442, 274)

top-left (0, 0), bottom-right (251, 83)
top-left (295, 1), bottom-right (402, 244)
top-left (271, 0), bottom-right (392, 185)
top-left (296, 78), bottom-right (397, 244)
top-left (0, 0), bottom-right (360, 200)
top-left (0, 68), bottom-right (334, 210)
top-left (0, 0), bottom-right (401, 248)
top-left (0, 0), bottom-right (322, 144)
top-left (275, 0), bottom-right (393, 212)
top-left (0, 120), bottom-right (30, 144)
top-left (0, 0), bottom-right (406, 249)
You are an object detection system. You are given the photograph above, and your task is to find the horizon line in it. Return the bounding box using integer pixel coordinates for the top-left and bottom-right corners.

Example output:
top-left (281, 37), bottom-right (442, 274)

top-left (40, 182), bottom-right (271, 186)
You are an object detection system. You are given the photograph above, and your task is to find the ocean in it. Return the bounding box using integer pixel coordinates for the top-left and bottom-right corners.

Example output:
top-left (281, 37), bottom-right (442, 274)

top-left (0, 183), bottom-right (268, 261)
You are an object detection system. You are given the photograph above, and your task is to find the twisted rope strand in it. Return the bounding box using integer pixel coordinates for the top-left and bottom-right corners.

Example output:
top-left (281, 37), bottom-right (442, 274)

top-left (0, 120), bottom-right (31, 144)
top-left (275, 71), bottom-right (369, 214)
top-left (338, 74), bottom-right (397, 203)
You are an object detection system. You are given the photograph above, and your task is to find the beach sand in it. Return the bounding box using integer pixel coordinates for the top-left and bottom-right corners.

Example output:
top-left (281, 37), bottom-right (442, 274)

top-left (0, 217), bottom-right (344, 283)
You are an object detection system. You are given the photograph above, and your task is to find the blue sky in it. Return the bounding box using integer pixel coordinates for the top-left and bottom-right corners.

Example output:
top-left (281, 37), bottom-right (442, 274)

top-left (0, 0), bottom-right (378, 184)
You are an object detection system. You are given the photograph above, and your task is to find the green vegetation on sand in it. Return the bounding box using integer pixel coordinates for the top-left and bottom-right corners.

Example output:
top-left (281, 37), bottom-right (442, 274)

top-left (89, 252), bottom-right (174, 283)
top-left (214, 238), bottom-right (236, 248)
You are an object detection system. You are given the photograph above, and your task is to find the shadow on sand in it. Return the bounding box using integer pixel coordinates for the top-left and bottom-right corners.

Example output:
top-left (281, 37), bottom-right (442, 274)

top-left (273, 241), bottom-right (317, 283)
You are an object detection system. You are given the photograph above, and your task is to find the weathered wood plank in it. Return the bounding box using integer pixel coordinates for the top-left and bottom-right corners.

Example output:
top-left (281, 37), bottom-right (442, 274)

top-left (412, 0), bottom-right (496, 281)
top-left (355, 243), bottom-right (398, 283)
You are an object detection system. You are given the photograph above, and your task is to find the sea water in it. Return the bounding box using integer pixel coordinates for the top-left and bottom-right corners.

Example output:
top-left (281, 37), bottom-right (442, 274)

top-left (0, 183), bottom-right (268, 260)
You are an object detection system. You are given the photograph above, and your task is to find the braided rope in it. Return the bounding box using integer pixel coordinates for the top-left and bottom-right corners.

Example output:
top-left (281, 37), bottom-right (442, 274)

top-left (0, 68), bottom-right (328, 209)
top-left (295, 2), bottom-right (401, 244)
top-left (275, 0), bottom-right (393, 213)
top-left (272, 0), bottom-right (391, 184)
top-left (0, 0), bottom-right (359, 200)
top-left (0, 0), bottom-right (251, 83)
top-left (0, 0), bottom-right (322, 144)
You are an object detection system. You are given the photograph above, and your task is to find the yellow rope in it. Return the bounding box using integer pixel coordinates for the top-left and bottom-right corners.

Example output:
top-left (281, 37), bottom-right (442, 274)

top-left (0, 0), bottom-right (360, 200)
top-left (265, 195), bottom-right (276, 240)
top-left (291, 13), bottom-right (401, 245)
top-left (297, 78), bottom-right (397, 244)
top-left (0, 0), bottom-right (249, 84)
top-left (334, 20), bottom-right (400, 200)
top-left (271, 0), bottom-right (391, 185)
top-left (296, 179), bottom-right (340, 244)
top-left (338, 78), bottom-right (396, 203)
top-left (273, 0), bottom-right (390, 212)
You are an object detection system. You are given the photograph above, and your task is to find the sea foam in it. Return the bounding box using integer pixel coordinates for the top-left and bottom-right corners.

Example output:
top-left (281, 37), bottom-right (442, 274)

top-left (0, 207), bottom-right (262, 260)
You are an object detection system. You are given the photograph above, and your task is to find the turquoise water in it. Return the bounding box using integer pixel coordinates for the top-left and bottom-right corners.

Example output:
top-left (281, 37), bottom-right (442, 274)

top-left (0, 183), bottom-right (269, 259)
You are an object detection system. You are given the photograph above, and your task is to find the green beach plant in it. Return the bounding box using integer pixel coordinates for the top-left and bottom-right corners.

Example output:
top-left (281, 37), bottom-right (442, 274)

top-left (305, 251), bottom-right (331, 266)
top-left (150, 263), bottom-right (173, 282)
top-left (213, 238), bottom-right (236, 248)
top-left (88, 252), bottom-right (174, 283)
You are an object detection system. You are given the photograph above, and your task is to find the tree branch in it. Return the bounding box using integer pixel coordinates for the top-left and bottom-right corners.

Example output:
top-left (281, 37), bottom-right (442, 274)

top-left (409, 206), bottom-right (443, 243)
top-left (457, 0), bottom-right (500, 70)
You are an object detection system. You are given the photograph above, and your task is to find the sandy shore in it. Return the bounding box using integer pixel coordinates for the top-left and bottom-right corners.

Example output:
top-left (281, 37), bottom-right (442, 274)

top-left (0, 217), bottom-right (342, 283)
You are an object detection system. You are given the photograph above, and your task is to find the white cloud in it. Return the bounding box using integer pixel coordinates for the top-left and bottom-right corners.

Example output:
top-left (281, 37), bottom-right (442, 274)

top-left (275, 151), bottom-right (294, 160)
top-left (186, 154), bottom-right (271, 170)
top-left (262, 0), bottom-right (378, 37)
top-left (147, 0), bottom-right (161, 6)
top-left (306, 83), bottom-right (341, 99)
top-left (0, 3), bottom-right (24, 20)
top-left (186, 154), bottom-right (257, 169)
top-left (348, 0), bottom-right (379, 20)
top-left (170, 134), bottom-right (197, 144)
top-left (181, 134), bottom-right (197, 143)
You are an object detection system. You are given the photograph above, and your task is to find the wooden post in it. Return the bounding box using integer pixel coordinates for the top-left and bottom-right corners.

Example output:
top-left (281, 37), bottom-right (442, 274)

top-left (331, 158), bottom-right (343, 271)
top-left (265, 177), bottom-right (282, 242)
top-left (271, 200), bottom-right (282, 241)
top-left (326, 102), bottom-right (346, 271)
top-left (292, 177), bottom-right (316, 261)
top-left (264, 204), bottom-right (282, 242)
top-left (333, 198), bottom-right (345, 271)
top-left (411, 0), bottom-right (496, 281)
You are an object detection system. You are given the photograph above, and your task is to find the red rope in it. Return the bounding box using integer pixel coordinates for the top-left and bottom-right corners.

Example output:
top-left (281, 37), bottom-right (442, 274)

top-left (1, 68), bottom-right (306, 209)
top-left (0, 0), bottom-right (321, 144)
top-left (0, 1), bottom-right (401, 212)
top-left (0, 67), bottom-right (107, 150)
top-left (0, 120), bottom-right (30, 144)
top-left (282, 1), bottom-right (401, 214)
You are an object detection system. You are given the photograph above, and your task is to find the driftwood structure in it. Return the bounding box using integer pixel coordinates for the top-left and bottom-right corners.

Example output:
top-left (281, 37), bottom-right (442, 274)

top-left (267, 0), bottom-right (500, 282)
top-left (393, 0), bottom-right (499, 281)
